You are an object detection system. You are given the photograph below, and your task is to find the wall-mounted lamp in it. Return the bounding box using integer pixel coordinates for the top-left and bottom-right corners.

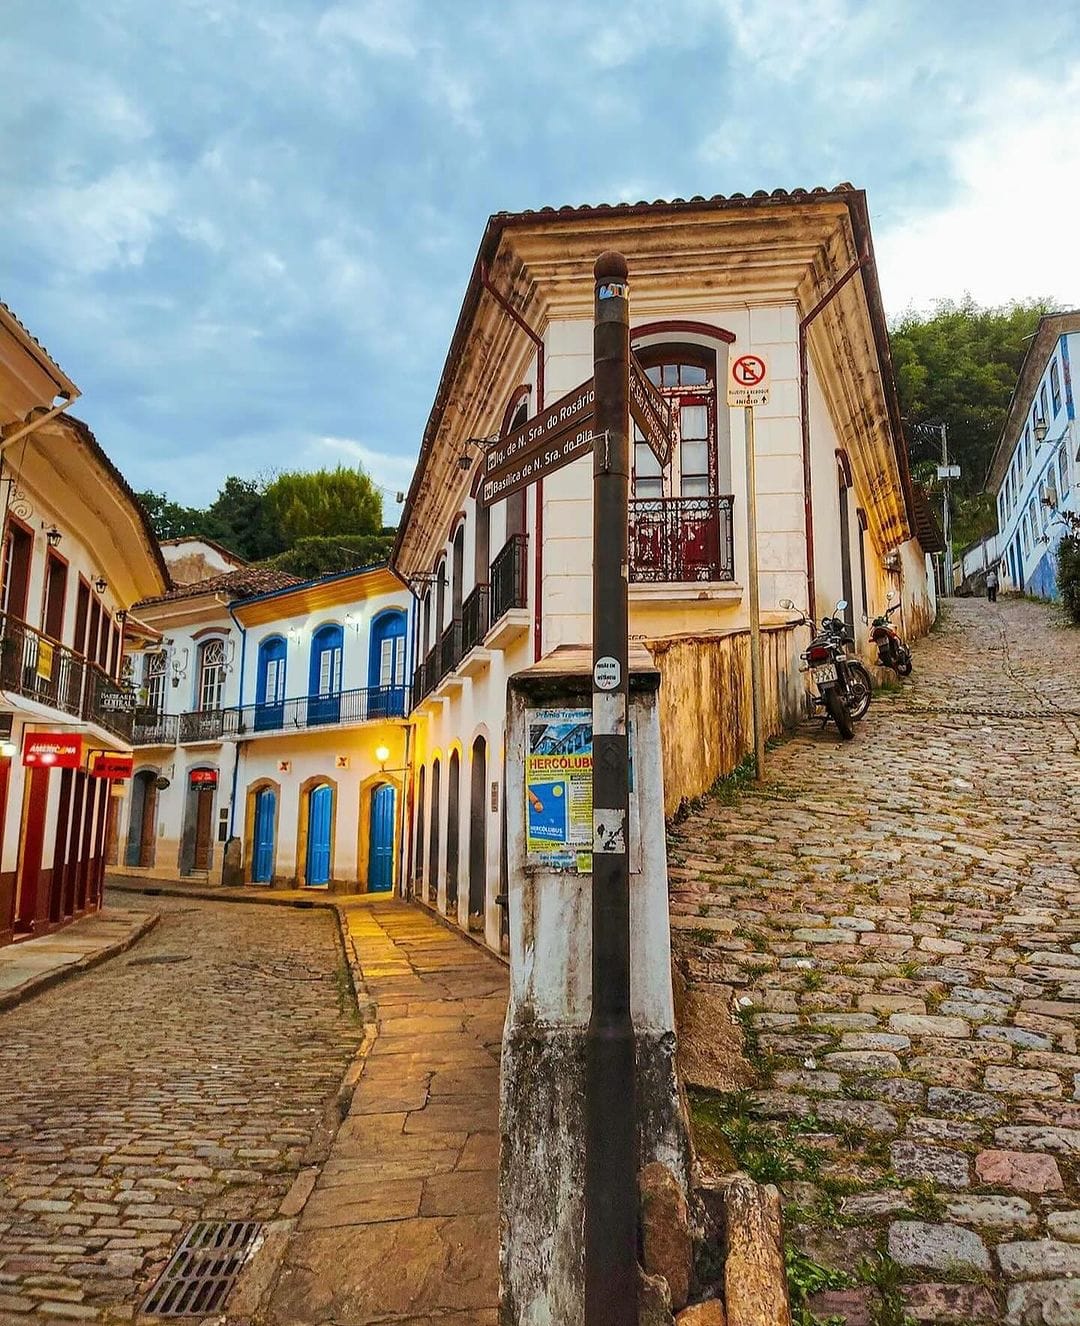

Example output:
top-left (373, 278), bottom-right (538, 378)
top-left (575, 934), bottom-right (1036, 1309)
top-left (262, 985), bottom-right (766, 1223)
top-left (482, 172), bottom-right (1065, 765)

top-left (457, 435), bottom-right (494, 473)
top-left (1034, 416), bottom-right (1049, 443)
top-left (42, 524), bottom-right (62, 548)
top-left (115, 609), bottom-right (128, 624)
top-left (171, 647), bottom-right (190, 687)
top-left (344, 611), bottom-right (361, 633)
top-left (93, 576), bottom-right (108, 594)
top-left (287, 626), bottom-right (303, 644)
top-left (0, 741), bottom-right (16, 760)
top-left (375, 744), bottom-right (391, 770)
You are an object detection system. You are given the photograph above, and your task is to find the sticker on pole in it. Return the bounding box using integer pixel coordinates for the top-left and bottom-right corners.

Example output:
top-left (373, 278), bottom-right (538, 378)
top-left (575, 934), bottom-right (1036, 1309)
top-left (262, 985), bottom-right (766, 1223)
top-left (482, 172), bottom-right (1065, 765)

top-left (727, 352), bottom-right (770, 407)
top-left (593, 656), bottom-right (620, 691)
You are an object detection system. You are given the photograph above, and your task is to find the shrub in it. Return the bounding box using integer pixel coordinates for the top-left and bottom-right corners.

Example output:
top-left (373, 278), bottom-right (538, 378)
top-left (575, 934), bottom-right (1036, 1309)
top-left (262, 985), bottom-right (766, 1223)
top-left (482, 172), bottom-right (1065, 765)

top-left (1057, 529), bottom-right (1080, 624)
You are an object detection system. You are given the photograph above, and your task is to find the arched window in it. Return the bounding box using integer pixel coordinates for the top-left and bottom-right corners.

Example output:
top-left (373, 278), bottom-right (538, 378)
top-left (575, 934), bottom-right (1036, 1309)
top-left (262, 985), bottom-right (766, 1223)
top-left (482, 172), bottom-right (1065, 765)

top-left (368, 610), bottom-right (407, 718)
top-left (309, 623), bottom-right (344, 725)
top-left (631, 343), bottom-right (730, 498)
top-left (197, 639), bottom-right (227, 711)
top-left (143, 650), bottom-right (167, 713)
top-left (256, 636), bottom-right (287, 730)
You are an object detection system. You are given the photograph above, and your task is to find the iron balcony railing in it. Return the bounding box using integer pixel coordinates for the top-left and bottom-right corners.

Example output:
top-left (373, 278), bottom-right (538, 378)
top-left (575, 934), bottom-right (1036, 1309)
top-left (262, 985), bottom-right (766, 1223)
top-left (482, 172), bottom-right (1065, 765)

top-left (84, 666), bottom-right (136, 741)
top-left (0, 609), bottom-right (135, 740)
top-left (461, 583), bottom-right (490, 657)
top-left (412, 644), bottom-right (439, 707)
top-left (132, 711), bottom-right (180, 747)
top-left (628, 495), bottom-right (735, 583)
top-left (490, 533), bottom-right (528, 624)
top-left (439, 620), bottom-right (462, 680)
top-left (178, 685), bottom-right (409, 742)
top-left (0, 611), bottom-right (86, 719)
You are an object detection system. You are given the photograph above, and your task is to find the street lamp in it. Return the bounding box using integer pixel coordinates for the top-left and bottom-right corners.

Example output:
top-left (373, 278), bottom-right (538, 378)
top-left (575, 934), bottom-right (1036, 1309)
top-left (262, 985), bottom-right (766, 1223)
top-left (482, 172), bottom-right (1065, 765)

top-left (42, 524), bottom-right (62, 548)
top-left (375, 744), bottom-right (390, 769)
top-left (1034, 416), bottom-right (1049, 443)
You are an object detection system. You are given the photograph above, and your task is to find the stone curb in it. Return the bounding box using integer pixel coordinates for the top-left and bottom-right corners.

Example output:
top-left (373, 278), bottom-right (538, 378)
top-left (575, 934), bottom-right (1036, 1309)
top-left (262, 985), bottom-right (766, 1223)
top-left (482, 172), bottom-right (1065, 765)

top-left (0, 909), bottom-right (161, 1013)
top-left (414, 894), bottom-right (510, 970)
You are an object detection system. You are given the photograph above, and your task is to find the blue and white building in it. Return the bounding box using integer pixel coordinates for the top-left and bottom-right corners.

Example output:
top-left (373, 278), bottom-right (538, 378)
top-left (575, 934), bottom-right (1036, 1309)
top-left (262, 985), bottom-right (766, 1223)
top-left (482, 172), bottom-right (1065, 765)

top-left (986, 311), bottom-right (1080, 599)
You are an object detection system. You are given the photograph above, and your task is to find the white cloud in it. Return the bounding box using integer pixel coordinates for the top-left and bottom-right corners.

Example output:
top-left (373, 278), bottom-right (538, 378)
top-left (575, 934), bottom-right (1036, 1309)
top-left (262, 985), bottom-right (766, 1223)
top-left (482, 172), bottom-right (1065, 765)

top-left (877, 68), bottom-right (1080, 313)
top-left (19, 162), bottom-right (177, 274)
top-left (317, 0), bottom-right (419, 58)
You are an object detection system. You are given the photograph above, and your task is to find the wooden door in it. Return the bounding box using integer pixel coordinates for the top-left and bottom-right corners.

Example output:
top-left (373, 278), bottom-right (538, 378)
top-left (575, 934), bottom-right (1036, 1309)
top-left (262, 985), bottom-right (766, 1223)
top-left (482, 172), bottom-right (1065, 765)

top-left (139, 779), bottom-right (157, 867)
top-left (253, 788), bottom-right (276, 883)
top-left (16, 767), bottom-right (50, 931)
top-left (368, 784), bottom-right (395, 893)
top-left (194, 787), bottom-right (214, 871)
top-left (306, 785), bottom-right (332, 886)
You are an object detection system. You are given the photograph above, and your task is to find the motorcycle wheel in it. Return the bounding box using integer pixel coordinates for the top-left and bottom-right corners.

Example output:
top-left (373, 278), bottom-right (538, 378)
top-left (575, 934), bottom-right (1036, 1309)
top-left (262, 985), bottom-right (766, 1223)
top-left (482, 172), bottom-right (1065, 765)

top-left (847, 662), bottom-right (873, 720)
top-left (823, 686), bottom-right (855, 740)
top-left (898, 652), bottom-right (913, 677)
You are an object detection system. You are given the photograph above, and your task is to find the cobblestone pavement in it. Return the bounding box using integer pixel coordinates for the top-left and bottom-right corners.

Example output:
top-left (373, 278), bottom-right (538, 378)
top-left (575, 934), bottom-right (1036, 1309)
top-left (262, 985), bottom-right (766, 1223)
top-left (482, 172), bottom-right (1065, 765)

top-left (266, 901), bottom-right (507, 1326)
top-left (669, 598), bottom-right (1080, 1326)
top-left (0, 894), bottom-right (360, 1322)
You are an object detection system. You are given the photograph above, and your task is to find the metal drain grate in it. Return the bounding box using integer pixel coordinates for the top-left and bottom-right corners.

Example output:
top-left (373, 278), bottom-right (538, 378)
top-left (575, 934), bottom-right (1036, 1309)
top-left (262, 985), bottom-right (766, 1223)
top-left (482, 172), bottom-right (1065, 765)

top-left (142, 1220), bottom-right (261, 1317)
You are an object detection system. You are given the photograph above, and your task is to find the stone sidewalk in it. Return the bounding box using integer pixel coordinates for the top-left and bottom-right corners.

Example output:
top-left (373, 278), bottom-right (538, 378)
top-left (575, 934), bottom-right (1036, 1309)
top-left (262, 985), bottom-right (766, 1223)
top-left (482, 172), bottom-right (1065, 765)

top-left (670, 598), bottom-right (1080, 1325)
top-left (262, 901), bottom-right (508, 1326)
top-left (0, 907), bottom-right (159, 1010)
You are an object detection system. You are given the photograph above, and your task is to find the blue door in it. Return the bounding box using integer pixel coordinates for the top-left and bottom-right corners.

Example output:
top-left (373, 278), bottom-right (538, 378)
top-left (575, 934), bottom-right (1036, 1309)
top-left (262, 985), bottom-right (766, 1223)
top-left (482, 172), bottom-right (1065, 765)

top-left (253, 787), bottom-right (276, 883)
top-left (368, 611), bottom-right (407, 718)
top-left (368, 783), bottom-right (396, 892)
top-left (256, 636), bottom-right (286, 731)
top-left (306, 784), bottom-right (332, 886)
top-left (309, 624), bottom-right (343, 725)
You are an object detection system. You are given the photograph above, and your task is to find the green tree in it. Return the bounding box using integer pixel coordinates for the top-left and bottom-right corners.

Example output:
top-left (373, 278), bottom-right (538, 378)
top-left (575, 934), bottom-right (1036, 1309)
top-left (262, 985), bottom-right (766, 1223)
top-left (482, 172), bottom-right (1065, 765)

top-left (264, 531), bottom-right (396, 579)
top-left (263, 466), bottom-right (383, 546)
top-left (136, 490), bottom-right (213, 541)
top-left (206, 476), bottom-right (282, 561)
top-left (890, 296), bottom-right (1059, 544)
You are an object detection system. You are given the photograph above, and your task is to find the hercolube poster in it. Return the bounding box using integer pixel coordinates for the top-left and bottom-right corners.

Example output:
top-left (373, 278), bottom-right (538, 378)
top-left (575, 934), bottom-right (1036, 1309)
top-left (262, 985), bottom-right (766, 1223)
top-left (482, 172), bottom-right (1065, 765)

top-left (525, 707), bottom-right (593, 872)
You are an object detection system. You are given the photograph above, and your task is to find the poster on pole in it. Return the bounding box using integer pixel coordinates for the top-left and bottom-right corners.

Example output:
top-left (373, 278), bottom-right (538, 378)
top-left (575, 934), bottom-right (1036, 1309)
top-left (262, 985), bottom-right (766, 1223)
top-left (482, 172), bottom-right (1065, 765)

top-left (525, 707), bottom-right (593, 872)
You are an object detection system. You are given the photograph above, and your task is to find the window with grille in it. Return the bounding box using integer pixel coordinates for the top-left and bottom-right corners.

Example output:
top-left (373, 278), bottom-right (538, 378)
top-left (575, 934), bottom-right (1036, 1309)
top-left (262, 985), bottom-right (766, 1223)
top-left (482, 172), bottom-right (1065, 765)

top-left (144, 651), bottom-right (167, 712)
top-left (635, 355), bottom-right (719, 498)
top-left (198, 639), bottom-right (226, 711)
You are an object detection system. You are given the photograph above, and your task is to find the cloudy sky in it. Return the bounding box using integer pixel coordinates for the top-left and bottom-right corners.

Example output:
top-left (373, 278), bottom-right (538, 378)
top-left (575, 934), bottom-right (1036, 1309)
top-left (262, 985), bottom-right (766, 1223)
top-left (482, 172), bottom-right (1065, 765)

top-left (3, 0), bottom-right (1079, 516)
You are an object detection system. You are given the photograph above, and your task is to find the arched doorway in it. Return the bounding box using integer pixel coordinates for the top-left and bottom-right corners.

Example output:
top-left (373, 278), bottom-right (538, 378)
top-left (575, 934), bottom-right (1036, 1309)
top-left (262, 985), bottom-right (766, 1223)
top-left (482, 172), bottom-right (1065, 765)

top-left (125, 769), bottom-right (158, 868)
top-left (468, 736), bottom-right (487, 928)
top-left (445, 750), bottom-right (460, 914)
top-left (180, 768), bottom-right (218, 876)
top-left (368, 783), bottom-right (395, 892)
top-left (427, 758), bottom-right (441, 904)
top-left (306, 783), bottom-right (333, 886)
top-left (253, 786), bottom-right (277, 883)
top-left (414, 766), bottom-right (426, 895)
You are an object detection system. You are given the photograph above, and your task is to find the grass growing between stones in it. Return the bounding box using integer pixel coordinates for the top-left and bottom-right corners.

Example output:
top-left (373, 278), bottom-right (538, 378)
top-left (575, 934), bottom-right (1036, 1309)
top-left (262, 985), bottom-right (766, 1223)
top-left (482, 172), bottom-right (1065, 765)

top-left (855, 1251), bottom-right (916, 1326)
top-left (785, 1243), bottom-right (852, 1326)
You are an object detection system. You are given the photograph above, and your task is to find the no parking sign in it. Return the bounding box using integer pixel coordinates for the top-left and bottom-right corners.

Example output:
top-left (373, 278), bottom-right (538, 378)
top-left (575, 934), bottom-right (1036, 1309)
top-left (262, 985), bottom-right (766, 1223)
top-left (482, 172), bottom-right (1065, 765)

top-left (727, 352), bottom-right (770, 407)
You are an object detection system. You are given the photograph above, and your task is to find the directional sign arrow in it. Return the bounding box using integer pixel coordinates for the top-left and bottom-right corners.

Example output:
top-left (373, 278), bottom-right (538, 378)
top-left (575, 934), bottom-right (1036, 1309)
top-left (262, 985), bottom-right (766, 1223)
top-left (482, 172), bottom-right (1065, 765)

top-left (484, 378), bottom-right (595, 481)
top-left (629, 355), bottom-right (674, 467)
top-left (479, 422), bottom-right (600, 508)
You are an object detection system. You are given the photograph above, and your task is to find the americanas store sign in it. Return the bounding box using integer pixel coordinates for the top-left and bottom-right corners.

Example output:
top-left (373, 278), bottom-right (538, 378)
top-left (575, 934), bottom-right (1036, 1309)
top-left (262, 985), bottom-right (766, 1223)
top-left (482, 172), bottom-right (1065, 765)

top-left (23, 733), bottom-right (83, 768)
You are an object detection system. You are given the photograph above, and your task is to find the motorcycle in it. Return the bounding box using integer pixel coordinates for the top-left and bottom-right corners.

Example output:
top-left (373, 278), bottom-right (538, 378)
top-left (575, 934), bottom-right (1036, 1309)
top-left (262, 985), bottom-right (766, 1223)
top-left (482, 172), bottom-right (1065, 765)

top-left (870, 590), bottom-right (912, 676)
top-left (780, 598), bottom-right (873, 741)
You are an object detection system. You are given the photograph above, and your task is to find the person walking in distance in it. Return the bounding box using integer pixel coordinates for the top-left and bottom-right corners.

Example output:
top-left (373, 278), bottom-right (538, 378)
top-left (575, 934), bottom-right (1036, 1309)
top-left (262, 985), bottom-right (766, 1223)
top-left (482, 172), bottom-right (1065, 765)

top-left (986, 564), bottom-right (999, 603)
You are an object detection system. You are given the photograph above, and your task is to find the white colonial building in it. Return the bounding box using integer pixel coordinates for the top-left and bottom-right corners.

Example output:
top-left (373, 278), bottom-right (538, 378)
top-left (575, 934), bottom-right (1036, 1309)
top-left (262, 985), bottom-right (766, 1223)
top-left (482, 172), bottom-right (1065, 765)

top-left (986, 310), bottom-right (1079, 599)
top-left (0, 300), bottom-right (167, 945)
top-left (115, 563), bottom-right (412, 891)
top-left (393, 186), bottom-right (939, 955)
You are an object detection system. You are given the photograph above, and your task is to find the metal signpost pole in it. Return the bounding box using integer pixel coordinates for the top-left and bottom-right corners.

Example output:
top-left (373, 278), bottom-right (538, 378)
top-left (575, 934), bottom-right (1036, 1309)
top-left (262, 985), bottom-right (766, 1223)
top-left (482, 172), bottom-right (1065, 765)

top-left (744, 404), bottom-right (766, 781)
top-left (941, 422), bottom-right (953, 595)
top-left (585, 251), bottom-right (637, 1325)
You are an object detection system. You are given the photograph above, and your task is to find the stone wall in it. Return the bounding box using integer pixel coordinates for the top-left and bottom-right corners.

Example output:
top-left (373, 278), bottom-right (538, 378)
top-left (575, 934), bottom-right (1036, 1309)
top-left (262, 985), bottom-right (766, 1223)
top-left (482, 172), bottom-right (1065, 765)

top-left (646, 625), bottom-right (806, 817)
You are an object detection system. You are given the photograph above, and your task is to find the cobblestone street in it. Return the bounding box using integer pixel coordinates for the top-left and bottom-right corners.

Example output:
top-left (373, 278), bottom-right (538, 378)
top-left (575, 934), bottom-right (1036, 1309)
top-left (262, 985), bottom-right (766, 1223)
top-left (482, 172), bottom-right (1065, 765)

top-left (670, 598), bottom-right (1080, 1325)
top-left (0, 895), bottom-right (360, 1322)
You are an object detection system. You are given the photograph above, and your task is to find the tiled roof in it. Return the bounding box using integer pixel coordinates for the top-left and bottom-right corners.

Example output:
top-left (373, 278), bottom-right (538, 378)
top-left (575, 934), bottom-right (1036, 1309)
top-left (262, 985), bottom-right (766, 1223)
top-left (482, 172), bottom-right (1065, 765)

top-left (159, 534), bottom-right (248, 566)
top-left (0, 298), bottom-right (75, 392)
top-left (133, 566), bottom-right (302, 610)
top-left (488, 184), bottom-right (856, 222)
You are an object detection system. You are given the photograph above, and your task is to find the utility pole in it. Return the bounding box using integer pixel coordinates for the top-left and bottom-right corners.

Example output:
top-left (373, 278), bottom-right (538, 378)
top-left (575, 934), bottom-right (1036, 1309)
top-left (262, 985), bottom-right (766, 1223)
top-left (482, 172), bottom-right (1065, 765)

top-left (585, 251), bottom-right (637, 1326)
top-left (744, 405), bottom-right (766, 781)
top-left (940, 422), bottom-right (953, 595)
